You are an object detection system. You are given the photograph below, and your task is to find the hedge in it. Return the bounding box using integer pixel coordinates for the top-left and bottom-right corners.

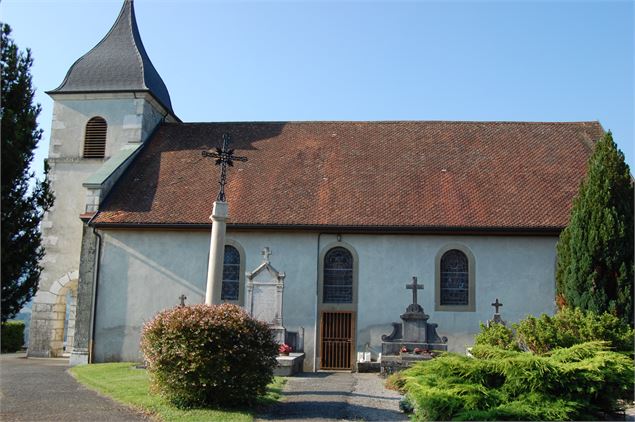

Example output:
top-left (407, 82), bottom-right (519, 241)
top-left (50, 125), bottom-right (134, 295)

top-left (1, 321), bottom-right (25, 353)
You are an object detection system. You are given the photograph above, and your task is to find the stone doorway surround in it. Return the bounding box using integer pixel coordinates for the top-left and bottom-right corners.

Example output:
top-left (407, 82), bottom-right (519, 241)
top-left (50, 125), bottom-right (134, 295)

top-left (28, 270), bottom-right (78, 358)
top-left (316, 241), bottom-right (359, 371)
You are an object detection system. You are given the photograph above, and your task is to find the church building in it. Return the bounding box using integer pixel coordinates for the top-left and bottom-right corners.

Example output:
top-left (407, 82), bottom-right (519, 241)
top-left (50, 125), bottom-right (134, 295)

top-left (28, 0), bottom-right (603, 371)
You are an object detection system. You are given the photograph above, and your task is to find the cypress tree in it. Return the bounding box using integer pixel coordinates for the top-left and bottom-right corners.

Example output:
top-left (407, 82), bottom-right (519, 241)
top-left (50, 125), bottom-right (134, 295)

top-left (556, 131), bottom-right (634, 325)
top-left (1, 24), bottom-right (54, 322)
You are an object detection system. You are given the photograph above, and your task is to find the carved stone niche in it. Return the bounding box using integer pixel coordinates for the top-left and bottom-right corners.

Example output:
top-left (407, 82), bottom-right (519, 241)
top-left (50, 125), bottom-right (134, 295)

top-left (246, 254), bottom-right (286, 344)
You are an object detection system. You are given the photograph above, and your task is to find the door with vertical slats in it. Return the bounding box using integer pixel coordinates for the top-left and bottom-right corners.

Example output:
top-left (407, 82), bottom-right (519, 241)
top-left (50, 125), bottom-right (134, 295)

top-left (320, 311), bottom-right (353, 370)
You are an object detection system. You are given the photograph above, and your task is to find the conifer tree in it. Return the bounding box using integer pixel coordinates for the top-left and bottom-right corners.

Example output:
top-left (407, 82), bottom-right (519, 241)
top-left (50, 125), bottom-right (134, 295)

top-left (1, 24), bottom-right (54, 322)
top-left (556, 131), bottom-right (634, 325)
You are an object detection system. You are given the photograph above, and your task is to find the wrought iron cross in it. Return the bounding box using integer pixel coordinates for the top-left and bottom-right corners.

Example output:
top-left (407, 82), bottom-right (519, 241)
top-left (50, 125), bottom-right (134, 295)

top-left (406, 276), bottom-right (423, 306)
top-left (202, 133), bottom-right (248, 202)
top-left (491, 298), bottom-right (503, 313)
top-left (179, 294), bottom-right (187, 307)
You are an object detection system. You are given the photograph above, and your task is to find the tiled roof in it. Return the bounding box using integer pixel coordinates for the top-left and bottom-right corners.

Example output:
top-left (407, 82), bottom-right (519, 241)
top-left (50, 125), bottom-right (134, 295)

top-left (48, 0), bottom-right (174, 115)
top-left (92, 121), bottom-right (603, 232)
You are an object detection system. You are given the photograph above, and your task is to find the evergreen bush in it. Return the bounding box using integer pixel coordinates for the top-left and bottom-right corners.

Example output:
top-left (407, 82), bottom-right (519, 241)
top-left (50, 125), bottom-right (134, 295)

top-left (140, 303), bottom-right (278, 408)
top-left (1, 321), bottom-right (25, 352)
top-left (391, 342), bottom-right (633, 421)
top-left (474, 322), bottom-right (519, 351)
top-left (474, 308), bottom-right (633, 354)
top-left (514, 307), bottom-right (633, 354)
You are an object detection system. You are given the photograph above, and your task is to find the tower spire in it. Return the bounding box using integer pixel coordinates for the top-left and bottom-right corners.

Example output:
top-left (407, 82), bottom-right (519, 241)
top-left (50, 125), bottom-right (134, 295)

top-left (48, 0), bottom-right (175, 116)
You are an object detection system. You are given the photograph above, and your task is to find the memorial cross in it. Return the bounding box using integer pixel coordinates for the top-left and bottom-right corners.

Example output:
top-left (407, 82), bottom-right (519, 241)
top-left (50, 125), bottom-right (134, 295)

top-left (179, 294), bottom-right (187, 307)
top-left (201, 133), bottom-right (248, 202)
top-left (406, 276), bottom-right (423, 306)
top-left (491, 298), bottom-right (503, 313)
top-left (261, 247), bottom-right (272, 263)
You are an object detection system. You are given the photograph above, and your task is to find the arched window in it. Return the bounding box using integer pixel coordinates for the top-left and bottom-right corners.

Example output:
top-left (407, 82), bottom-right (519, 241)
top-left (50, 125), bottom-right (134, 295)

top-left (323, 247), bottom-right (353, 303)
top-left (221, 245), bottom-right (240, 301)
top-left (440, 249), bottom-right (469, 306)
top-left (83, 117), bottom-right (107, 158)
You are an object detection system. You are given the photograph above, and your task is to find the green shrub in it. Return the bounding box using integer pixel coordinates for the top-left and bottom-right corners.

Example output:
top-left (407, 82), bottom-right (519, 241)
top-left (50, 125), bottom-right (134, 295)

top-left (514, 307), bottom-right (634, 354)
top-left (474, 322), bottom-right (519, 351)
top-left (140, 303), bottom-right (278, 408)
top-left (473, 308), bottom-right (634, 355)
top-left (390, 341), bottom-right (634, 421)
top-left (1, 321), bottom-right (25, 352)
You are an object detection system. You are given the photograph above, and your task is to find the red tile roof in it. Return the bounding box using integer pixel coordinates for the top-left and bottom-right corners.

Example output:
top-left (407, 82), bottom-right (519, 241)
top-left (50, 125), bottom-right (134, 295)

top-left (92, 121), bottom-right (603, 232)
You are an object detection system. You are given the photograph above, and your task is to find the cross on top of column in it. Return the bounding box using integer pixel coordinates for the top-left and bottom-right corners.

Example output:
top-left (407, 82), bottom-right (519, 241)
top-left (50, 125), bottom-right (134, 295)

top-left (406, 276), bottom-right (423, 306)
top-left (491, 298), bottom-right (503, 313)
top-left (261, 247), bottom-right (272, 263)
top-left (179, 294), bottom-right (187, 307)
top-left (202, 133), bottom-right (248, 202)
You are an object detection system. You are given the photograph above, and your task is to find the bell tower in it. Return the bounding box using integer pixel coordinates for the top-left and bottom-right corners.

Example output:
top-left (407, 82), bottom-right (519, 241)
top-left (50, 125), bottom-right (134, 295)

top-left (28, 0), bottom-right (177, 361)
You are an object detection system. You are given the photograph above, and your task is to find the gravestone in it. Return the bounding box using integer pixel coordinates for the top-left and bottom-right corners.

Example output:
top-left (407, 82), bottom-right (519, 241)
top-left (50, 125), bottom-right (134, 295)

top-left (246, 247), bottom-right (286, 344)
top-left (487, 298), bottom-right (506, 327)
top-left (380, 277), bottom-right (447, 374)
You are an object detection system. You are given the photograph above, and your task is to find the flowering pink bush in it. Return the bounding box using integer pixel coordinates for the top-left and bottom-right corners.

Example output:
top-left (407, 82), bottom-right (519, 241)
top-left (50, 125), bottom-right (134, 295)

top-left (279, 343), bottom-right (292, 354)
top-left (140, 303), bottom-right (278, 408)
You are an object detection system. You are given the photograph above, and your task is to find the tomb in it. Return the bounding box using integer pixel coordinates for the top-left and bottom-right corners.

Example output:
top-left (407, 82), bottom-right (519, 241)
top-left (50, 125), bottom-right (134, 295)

top-left (380, 277), bottom-right (447, 374)
top-left (245, 247), bottom-right (304, 375)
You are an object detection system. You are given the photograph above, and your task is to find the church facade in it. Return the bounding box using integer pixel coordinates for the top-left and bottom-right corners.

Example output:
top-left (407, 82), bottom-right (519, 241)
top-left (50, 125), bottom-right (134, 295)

top-left (28, 0), bottom-right (603, 371)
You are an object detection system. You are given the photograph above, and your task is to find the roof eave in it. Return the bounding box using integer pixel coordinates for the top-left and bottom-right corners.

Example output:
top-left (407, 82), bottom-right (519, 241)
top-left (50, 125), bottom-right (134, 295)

top-left (45, 89), bottom-right (181, 123)
top-left (88, 221), bottom-right (563, 236)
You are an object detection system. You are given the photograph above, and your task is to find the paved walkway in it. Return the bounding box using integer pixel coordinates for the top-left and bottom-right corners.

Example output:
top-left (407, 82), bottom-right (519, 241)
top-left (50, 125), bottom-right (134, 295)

top-left (256, 372), bottom-right (408, 421)
top-left (0, 353), bottom-right (147, 422)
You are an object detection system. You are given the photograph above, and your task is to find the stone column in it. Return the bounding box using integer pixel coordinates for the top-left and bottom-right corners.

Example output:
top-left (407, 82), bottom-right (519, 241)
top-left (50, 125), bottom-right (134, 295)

top-left (70, 224), bottom-right (98, 366)
top-left (205, 201), bottom-right (228, 305)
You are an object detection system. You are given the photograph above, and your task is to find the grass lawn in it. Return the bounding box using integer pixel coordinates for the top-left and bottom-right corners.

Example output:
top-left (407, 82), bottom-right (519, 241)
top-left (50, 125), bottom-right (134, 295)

top-left (69, 363), bottom-right (285, 422)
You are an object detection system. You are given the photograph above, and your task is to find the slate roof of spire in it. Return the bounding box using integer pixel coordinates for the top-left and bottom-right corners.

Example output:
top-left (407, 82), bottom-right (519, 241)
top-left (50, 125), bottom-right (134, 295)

top-left (48, 0), bottom-right (174, 115)
top-left (91, 120), bottom-right (604, 233)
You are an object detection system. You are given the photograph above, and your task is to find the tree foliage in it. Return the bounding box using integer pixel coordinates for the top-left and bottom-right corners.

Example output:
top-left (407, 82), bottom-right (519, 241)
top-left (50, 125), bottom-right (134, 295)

top-left (556, 132), bottom-right (634, 325)
top-left (1, 23), bottom-right (54, 322)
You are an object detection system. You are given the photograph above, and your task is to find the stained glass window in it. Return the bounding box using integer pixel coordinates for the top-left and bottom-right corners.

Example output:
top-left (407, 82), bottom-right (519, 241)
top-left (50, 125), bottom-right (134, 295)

top-left (323, 247), bottom-right (353, 303)
top-left (440, 249), bottom-right (469, 306)
top-left (221, 245), bottom-right (240, 301)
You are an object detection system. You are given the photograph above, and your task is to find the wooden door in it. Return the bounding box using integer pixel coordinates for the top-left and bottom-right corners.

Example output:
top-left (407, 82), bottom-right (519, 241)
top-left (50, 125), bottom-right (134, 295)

top-left (320, 311), bottom-right (354, 370)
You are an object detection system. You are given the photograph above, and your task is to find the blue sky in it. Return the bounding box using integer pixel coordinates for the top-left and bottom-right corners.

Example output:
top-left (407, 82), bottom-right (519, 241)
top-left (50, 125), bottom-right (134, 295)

top-left (3, 0), bottom-right (634, 176)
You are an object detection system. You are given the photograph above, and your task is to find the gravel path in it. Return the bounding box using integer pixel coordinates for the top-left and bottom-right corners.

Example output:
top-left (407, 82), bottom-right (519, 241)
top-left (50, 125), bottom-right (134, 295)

top-left (256, 372), bottom-right (408, 421)
top-left (0, 353), bottom-right (147, 422)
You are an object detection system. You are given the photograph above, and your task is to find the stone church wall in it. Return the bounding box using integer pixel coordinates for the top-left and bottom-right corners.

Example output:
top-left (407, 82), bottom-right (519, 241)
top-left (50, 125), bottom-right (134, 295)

top-left (92, 229), bottom-right (557, 370)
top-left (29, 94), bottom-right (167, 357)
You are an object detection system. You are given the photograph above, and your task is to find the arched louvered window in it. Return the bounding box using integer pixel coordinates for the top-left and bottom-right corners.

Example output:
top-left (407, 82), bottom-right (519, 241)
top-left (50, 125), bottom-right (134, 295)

top-left (83, 117), bottom-right (107, 158)
top-left (440, 249), bottom-right (469, 306)
top-left (221, 245), bottom-right (241, 301)
top-left (323, 247), bottom-right (353, 303)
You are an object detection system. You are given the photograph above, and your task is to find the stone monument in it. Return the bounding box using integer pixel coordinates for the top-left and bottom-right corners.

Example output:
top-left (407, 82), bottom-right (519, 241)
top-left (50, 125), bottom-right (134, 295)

top-left (246, 247), bottom-right (286, 344)
top-left (202, 133), bottom-right (247, 305)
top-left (245, 247), bottom-right (304, 375)
top-left (487, 298), bottom-right (506, 327)
top-left (380, 277), bottom-right (448, 374)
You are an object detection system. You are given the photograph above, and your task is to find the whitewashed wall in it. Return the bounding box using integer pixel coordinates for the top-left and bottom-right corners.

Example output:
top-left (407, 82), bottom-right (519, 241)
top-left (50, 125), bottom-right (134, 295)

top-left (93, 229), bottom-right (557, 369)
top-left (29, 93), bottom-right (168, 357)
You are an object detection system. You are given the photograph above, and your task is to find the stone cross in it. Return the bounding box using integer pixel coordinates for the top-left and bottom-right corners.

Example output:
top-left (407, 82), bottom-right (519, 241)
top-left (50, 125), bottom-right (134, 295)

top-left (201, 133), bottom-right (248, 202)
top-left (406, 276), bottom-right (423, 306)
top-left (491, 298), bottom-right (503, 314)
top-left (261, 247), bottom-right (272, 263)
top-left (179, 294), bottom-right (187, 307)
